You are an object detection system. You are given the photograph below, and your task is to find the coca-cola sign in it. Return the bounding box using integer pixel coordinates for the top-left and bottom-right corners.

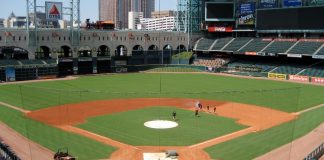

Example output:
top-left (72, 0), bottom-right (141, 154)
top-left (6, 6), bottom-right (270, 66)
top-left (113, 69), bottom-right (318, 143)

top-left (208, 26), bottom-right (233, 32)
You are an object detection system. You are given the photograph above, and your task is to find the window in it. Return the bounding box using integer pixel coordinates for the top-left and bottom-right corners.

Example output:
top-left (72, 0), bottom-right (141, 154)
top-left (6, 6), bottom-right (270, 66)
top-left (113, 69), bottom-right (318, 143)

top-left (103, 37), bottom-right (105, 40)
top-left (88, 36), bottom-right (90, 40)
top-left (19, 36), bottom-right (21, 41)
top-left (68, 37), bottom-right (70, 41)
top-left (0, 36), bottom-right (1, 41)
top-left (64, 36), bottom-right (66, 41)
top-left (59, 36), bottom-right (61, 41)
top-left (84, 36), bottom-right (86, 41)
top-left (42, 36), bottom-right (44, 41)
top-left (24, 36), bottom-right (26, 41)
top-left (47, 36), bottom-right (50, 41)
top-left (13, 36), bottom-right (16, 41)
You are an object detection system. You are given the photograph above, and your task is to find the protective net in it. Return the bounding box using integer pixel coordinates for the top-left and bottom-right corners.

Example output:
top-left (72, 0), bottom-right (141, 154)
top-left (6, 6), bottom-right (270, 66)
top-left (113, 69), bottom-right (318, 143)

top-left (0, 74), bottom-right (323, 160)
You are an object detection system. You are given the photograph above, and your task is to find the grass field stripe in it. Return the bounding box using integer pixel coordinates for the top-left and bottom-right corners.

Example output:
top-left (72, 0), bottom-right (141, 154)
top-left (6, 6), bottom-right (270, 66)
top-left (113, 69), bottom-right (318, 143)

top-left (0, 101), bottom-right (30, 113)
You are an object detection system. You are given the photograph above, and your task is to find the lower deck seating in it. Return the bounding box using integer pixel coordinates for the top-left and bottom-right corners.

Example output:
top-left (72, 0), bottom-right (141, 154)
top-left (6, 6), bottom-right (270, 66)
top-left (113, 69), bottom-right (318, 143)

top-left (196, 38), bottom-right (216, 51)
top-left (263, 41), bottom-right (297, 53)
top-left (193, 58), bottom-right (229, 68)
top-left (0, 60), bottom-right (20, 67)
top-left (271, 65), bottom-right (305, 75)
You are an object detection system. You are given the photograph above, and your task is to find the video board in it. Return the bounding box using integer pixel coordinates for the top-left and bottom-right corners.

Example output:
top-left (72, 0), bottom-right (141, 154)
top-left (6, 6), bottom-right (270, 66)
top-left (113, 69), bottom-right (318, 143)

top-left (205, 2), bottom-right (235, 21)
top-left (256, 6), bottom-right (324, 30)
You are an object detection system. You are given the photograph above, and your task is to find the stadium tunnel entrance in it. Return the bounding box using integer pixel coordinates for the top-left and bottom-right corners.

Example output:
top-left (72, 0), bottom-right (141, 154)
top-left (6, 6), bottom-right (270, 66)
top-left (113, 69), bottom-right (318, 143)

top-left (78, 46), bottom-right (93, 74)
top-left (35, 46), bottom-right (51, 59)
top-left (58, 45), bottom-right (73, 76)
top-left (97, 45), bottom-right (111, 73)
top-left (0, 46), bottom-right (29, 60)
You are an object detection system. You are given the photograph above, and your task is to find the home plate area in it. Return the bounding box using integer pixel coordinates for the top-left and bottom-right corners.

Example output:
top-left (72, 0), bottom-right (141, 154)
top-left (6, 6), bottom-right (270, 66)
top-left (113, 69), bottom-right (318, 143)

top-left (144, 150), bottom-right (178, 160)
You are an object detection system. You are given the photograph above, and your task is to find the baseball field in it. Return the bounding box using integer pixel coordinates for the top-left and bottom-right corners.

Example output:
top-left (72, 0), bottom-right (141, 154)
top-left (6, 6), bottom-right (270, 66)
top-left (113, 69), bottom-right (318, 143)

top-left (0, 73), bottom-right (323, 160)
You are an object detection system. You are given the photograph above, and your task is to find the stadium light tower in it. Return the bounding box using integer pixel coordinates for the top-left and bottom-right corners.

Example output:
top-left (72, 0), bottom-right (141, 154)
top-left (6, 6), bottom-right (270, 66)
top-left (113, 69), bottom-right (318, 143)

top-left (26, 0), bottom-right (81, 47)
top-left (177, 0), bottom-right (203, 51)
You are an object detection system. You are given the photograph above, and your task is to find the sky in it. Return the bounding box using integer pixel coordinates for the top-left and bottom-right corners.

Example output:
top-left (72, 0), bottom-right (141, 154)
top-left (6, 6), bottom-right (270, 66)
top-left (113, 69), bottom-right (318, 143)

top-left (0, 0), bottom-right (177, 21)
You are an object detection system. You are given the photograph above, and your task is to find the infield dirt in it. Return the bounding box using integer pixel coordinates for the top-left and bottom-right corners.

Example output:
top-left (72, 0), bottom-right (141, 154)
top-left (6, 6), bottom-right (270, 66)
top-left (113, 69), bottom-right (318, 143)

top-left (27, 98), bottom-right (296, 160)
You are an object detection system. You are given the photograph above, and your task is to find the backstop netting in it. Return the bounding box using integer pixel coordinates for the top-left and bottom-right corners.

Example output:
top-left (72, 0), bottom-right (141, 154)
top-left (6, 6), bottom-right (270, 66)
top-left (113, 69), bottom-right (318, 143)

top-left (0, 81), bottom-right (323, 160)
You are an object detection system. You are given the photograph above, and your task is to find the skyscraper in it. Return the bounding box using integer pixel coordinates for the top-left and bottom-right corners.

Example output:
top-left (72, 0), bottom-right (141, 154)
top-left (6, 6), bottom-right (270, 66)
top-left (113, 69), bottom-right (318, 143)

top-left (99, 0), bottom-right (155, 29)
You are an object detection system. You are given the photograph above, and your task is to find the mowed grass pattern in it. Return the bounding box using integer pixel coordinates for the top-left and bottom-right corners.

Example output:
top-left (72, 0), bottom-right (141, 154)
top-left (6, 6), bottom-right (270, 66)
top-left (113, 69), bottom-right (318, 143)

top-left (0, 106), bottom-right (116, 160)
top-left (0, 73), bottom-right (323, 112)
top-left (205, 107), bottom-right (324, 160)
top-left (77, 107), bottom-right (247, 146)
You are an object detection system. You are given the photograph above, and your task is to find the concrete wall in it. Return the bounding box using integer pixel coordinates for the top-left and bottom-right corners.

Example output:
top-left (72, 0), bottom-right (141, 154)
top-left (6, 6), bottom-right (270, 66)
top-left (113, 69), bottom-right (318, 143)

top-left (0, 29), bottom-right (202, 60)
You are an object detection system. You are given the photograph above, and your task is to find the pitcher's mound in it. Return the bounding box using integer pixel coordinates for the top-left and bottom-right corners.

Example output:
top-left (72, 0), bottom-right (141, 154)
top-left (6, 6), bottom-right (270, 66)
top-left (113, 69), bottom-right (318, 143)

top-left (144, 120), bottom-right (178, 129)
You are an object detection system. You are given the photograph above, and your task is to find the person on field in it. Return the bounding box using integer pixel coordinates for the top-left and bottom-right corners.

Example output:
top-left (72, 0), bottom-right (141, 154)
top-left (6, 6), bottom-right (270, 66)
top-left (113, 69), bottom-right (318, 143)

top-left (172, 111), bottom-right (177, 120)
top-left (214, 106), bottom-right (217, 113)
top-left (195, 100), bottom-right (200, 110)
top-left (195, 109), bottom-right (199, 117)
top-left (207, 105), bottom-right (210, 111)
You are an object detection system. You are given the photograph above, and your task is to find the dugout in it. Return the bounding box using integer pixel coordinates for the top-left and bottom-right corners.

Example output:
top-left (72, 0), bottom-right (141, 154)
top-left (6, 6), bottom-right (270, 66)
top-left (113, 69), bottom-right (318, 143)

top-left (97, 58), bottom-right (111, 73)
top-left (58, 59), bottom-right (74, 76)
top-left (0, 68), bottom-right (5, 82)
top-left (78, 58), bottom-right (93, 74)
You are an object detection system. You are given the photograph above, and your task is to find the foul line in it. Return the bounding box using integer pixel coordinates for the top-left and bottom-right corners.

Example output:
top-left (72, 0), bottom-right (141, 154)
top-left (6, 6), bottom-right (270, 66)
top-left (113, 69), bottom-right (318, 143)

top-left (0, 101), bottom-right (30, 113)
top-left (294, 104), bottom-right (324, 115)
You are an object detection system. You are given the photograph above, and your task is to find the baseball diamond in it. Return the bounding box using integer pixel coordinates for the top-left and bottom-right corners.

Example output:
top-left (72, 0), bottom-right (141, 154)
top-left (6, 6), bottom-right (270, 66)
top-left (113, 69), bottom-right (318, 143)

top-left (1, 0), bottom-right (324, 160)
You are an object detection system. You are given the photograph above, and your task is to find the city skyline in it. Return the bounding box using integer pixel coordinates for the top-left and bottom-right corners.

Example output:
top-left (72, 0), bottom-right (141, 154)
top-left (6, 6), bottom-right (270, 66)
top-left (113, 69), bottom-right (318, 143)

top-left (0, 0), bottom-right (177, 22)
top-left (99, 0), bottom-right (155, 29)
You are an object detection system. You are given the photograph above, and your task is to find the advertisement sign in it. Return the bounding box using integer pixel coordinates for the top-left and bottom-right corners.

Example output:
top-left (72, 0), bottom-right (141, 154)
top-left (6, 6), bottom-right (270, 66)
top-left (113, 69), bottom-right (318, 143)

top-left (283, 0), bottom-right (302, 7)
top-left (208, 26), bottom-right (233, 32)
top-left (260, 0), bottom-right (277, 8)
top-left (268, 73), bottom-right (287, 80)
top-left (46, 2), bottom-right (63, 20)
top-left (289, 75), bottom-right (309, 82)
top-left (287, 54), bottom-right (302, 58)
top-left (312, 55), bottom-right (324, 59)
top-left (205, 67), bottom-right (215, 72)
top-left (311, 77), bottom-right (324, 84)
top-left (5, 67), bottom-right (15, 82)
top-left (245, 52), bottom-right (257, 56)
top-left (238, 3), bottom-right (255, 25)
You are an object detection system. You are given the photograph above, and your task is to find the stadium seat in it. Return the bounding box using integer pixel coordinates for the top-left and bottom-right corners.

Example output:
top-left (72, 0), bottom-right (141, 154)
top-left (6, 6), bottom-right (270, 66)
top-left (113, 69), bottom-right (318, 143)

top-left (223, 38), bottom-right (252, 52)
top-left (263, 41), bottom-right (297, 54)
top-left (239, 38), bottom-right (272, 53)
top-left (211, 38), bottom-right (233, 51)
top-left (288, 42), bottom-right (323, 55)
top-left (196, 38), bottom-right (216, 51)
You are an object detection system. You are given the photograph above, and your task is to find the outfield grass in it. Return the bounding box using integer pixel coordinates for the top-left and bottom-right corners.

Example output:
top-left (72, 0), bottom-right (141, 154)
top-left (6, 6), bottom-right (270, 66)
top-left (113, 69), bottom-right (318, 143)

top-left (205, 107), bottom-right (324, 160)
top-left (77, 107), bottom-right (246, 146)
top-left (0, 106), bottom-right (116, 160)
top-left (0, 73), bottom-right (323, 112)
